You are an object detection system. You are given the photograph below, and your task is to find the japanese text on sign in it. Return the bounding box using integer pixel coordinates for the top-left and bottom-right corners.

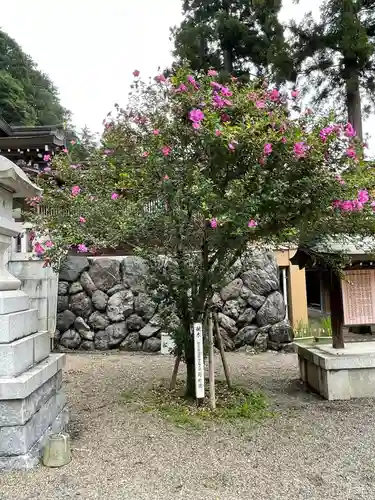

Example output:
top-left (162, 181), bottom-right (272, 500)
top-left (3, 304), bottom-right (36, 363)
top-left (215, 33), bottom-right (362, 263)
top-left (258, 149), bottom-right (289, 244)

top-left (193, 322), bottom-right (205, 399)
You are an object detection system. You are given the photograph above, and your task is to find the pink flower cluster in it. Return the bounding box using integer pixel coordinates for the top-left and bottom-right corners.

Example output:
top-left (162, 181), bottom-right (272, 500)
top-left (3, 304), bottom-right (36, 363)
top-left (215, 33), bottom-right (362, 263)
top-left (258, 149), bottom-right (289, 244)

top-left (293, 142), bottom-right (308, 158)
top-left (27, 196), bottom-right (42, 207)
top-left (319, 125), bottom-right (337, 142)
top-left (189, 108), bottom-right (205, 129)
top-left (71, 186), bottom-right (81, 196)
top-left (161, 145), bottom-right (171, 156)
top-left (263, 143), bottom-right (272, 156)
top-left (187, 75), bottom-right (199, 90)
top-left (78, 244), bottom-right (88, 253)
top-left (333, 189), bottom-right (371, 212)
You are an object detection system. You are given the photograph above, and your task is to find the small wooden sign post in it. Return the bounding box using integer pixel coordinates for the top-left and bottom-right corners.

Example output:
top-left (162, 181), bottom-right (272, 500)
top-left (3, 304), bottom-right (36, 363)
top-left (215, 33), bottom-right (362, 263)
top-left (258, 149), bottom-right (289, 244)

top-left (193, 322), bottom-right (205, 401)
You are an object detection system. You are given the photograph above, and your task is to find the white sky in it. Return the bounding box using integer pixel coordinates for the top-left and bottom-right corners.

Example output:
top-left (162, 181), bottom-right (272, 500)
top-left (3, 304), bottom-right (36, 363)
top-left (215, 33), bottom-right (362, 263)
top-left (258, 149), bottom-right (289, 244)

top-left (1, 0), bottom-right (374, 153)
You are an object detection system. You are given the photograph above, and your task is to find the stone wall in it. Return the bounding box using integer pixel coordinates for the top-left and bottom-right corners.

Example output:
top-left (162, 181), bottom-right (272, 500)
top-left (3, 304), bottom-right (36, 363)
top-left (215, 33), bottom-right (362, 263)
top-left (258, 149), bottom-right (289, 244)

top-left (55, 252), bottom-right (293, 353)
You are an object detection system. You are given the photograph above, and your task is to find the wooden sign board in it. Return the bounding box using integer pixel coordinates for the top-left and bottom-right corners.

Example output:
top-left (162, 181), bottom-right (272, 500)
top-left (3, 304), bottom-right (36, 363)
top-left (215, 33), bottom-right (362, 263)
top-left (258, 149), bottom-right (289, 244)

top-left (193, 322), bottom-right (205, 399)
top-left (341, 270), bottom-right (375, 325)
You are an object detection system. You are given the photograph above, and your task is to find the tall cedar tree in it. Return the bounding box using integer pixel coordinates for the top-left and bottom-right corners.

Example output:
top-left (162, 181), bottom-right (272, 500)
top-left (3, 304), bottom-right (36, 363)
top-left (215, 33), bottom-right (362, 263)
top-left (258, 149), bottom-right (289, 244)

top-left (0, 30), bottom-right (68, 126)
top-left (172, 0), bottom-right (295, 82)
top-left (290, 0), bottom-right (375, 141)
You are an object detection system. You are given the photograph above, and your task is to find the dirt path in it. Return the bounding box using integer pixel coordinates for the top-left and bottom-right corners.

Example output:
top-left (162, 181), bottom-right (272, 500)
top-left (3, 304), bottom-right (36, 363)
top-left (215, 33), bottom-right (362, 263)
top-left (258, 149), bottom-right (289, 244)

top-left (1, 351), bottom-right (375, 500)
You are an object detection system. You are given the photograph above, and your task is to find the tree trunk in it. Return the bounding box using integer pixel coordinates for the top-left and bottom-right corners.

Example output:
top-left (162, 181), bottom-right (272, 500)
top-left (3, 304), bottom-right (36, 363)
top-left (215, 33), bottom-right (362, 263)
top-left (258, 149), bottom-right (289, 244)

top-left (223, 48), bottom-right (233, 73)
top-left (329, 269), bottom-right (345, 349)
top-left (345, 75), bottom-right (363, 142)
top-left (185, 357), bottom-right (195, 398)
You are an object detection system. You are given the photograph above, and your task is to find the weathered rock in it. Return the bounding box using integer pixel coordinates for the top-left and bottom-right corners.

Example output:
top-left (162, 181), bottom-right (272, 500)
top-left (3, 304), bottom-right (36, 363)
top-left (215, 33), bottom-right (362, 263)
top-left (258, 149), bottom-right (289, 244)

top-left (74, 316), bottom-right (94, 341)
top-left (218, 327), bottom-right (235, 351)
top-left (211, 292), bottom-right (224, 310)
top-left (80, 330), bottom-right (94, 341)
top-left (80, 271), bottom-right (97, 296)
top-left (126, 314), bottom-right (146, 331)
top-left (57, 295), bottom-right (69, 313)
top-left (280, 342), bottom-right (296, 353)
top-left (222, 300), bottom-right (242, 320)
top-left (88, 259), bottom-right (121, 292)
top-left (88, 311), bottom-right (111, 330)
top-left (240, 287), bottom-right (266, 310)
top-left (56, 310), bottom-right (76, 332)
top-left (81, 340), bottom-right (95, 350)
top-left (218, 312), bottom-right (238, 337)
top-left (224, 259), bottom-right (243, 283)
top-left (60, 257), bottom-right (89, 282)
top-left (107, 284), bottom-right (126, 296)
top-left (107, 290), bottom-right (134, 322)
top-left (94, 330), bottom-right (110, 350)
top-left (119, 332), bottom-right (142, 351)
top-left (69, 281), bottom-right (83, 294)
top-left (267, 340), bottom-right (282, 351)
top-left (105, 322), bottom-right (128, 347)
top-left (220, 278), bottom-right (243, 301)
top-left (58, 281), bottom-right (69, 295)
top-left (237, 345), bottom-right (256, 354)
top-left (241, 268), bottom-right (279, 297)
top-left (149, 313), bottom-right (162, 327)
top-left (92, 290), bottom-right (109, 311)
top-left (268, 320), bottom-right (293, 344)
top-left (139, 323), bottom-right (161, 340)
top-left (256, 291), bottom-right (285, 327)
top-left (60, 329), bottom-right (81, 349)
top-left (241, 250), bottom-right (278, 278)
top-left (134, 293), bottom-right (156, 321)
top-left (121, 256), bottom-right (148, 292)
top-left (238, 307), bottom-right (257, 326)
top-left (70, 292), bottom-right (92, 319)
top-left (254, 331), bottom-right (268, 352)
top-left (143, 337), bottom-right (161, 352)
top-left (74, 316), bottom-right (90, 333)
top-left (234, 325), bottom-right (259, 348)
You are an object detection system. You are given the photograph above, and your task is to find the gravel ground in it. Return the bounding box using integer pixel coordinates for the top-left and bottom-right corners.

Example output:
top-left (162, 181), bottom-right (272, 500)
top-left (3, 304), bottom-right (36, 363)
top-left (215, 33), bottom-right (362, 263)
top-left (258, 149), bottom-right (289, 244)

top-left (2, 351), bottom-right (375, 500)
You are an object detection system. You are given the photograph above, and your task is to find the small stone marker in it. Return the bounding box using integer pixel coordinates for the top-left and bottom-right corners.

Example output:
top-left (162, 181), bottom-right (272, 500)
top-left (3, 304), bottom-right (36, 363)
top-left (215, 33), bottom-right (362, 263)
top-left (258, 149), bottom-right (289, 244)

top-left (160, 332), bottom-right (175, 355)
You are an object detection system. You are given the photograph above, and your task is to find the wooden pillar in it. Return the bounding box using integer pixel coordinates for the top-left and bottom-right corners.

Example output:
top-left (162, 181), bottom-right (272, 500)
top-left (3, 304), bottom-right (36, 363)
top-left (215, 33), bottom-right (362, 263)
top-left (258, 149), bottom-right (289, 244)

top-left (327, 269), bottom-right (345, 349)
top-left (287, 254), bottom-right (308, 328)
top-left (274, 249), bottom-right (308, 328)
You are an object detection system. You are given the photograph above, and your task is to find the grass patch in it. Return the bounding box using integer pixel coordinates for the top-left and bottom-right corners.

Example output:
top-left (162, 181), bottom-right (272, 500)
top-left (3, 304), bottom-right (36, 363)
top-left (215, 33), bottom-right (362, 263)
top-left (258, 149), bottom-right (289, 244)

top-left (294, 317), bottom-right (332, 339)
top-left (121, 380), bottom-right (272, 429)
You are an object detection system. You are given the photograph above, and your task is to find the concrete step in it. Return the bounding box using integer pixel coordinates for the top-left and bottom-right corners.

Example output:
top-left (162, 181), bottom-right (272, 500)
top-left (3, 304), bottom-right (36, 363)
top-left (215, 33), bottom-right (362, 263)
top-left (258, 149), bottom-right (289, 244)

top-left (0, 331), bottom-right (50, 378)
top-left (0, 308), bottom-right (38, 344)
top-left (0, 353), bottom-right (66, 400)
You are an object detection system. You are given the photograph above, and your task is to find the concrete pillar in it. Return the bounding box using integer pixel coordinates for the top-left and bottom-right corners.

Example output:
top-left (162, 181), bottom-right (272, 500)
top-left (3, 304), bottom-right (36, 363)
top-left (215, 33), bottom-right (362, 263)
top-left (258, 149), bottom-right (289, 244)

top-left (0, 156), bottom-right (67, 471)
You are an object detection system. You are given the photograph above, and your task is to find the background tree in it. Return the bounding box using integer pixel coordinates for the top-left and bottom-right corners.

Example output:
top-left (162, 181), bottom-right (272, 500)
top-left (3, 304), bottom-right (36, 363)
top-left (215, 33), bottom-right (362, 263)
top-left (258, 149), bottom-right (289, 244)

top-left (30, 69), bottom-right (375, 397)
top-left (172, 0), bottom-right (295, 82)
top-left (290, 0), bottom-right (375, 141)
top-left (0, 29), bottom-right (68, 125)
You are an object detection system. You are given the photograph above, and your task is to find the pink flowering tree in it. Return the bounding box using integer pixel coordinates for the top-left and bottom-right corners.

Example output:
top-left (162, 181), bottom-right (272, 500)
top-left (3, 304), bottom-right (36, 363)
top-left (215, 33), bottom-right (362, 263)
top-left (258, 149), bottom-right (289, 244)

top-left (30, 68), bottom-right (375, 396)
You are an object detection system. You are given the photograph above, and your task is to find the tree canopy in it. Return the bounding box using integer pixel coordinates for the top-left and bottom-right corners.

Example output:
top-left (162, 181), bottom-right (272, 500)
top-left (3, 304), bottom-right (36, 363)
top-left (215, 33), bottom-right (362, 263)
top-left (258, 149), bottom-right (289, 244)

top-left (172, 0), bottom-right (295, 83)
top-left (30, 68), bottom-right (375, 396)
top-left (0, 30), bottom-right (68, 126)
top-left (290, 0), bottom-right (375, 141)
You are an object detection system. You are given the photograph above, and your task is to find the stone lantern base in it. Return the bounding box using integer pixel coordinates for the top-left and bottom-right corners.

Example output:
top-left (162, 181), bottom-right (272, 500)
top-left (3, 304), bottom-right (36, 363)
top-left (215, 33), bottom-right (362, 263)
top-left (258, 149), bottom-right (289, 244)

top-left (0, 290), bottom-right (68, 470)
top-left (0, 155), bottom-right (68, 470)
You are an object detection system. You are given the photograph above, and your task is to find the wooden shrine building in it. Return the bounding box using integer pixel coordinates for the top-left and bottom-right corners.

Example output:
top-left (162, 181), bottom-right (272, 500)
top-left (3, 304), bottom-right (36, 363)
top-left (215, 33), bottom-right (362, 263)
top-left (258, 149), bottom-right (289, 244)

top-left (291, 236), bottom-right (375, 348)
top-left (0, 117), bottom-right (66, 177)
